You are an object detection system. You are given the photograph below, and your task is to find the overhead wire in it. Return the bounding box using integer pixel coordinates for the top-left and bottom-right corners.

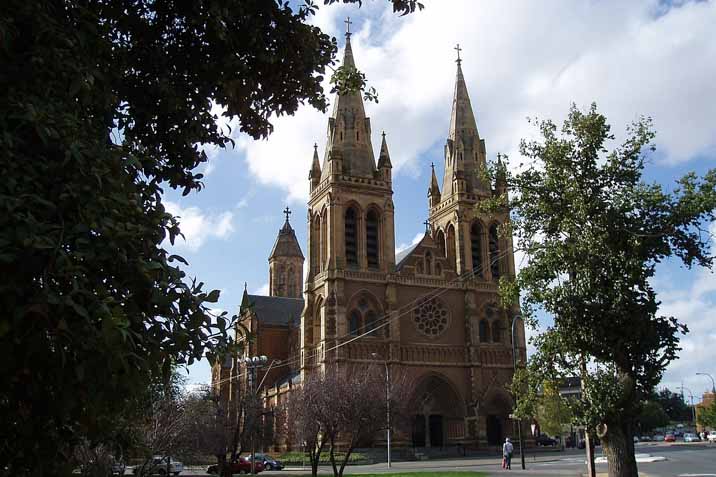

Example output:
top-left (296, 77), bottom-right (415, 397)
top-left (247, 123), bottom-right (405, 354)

top-left (206, 243), bottom-right (516, 389)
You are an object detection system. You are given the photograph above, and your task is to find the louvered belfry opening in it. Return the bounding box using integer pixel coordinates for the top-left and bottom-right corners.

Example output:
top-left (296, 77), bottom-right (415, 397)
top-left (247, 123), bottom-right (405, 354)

top-left (345, 207), bottom-right (358, 266)
top-left (366, 209), bottom-right (380, 268)
top-left (489, 223), bottom-right (500, 280)
top-left (471, 222), bottom-right (483, 278)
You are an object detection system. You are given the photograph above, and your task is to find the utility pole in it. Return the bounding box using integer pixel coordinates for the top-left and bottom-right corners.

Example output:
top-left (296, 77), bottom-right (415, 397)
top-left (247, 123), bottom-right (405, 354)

top-left (371, 352), bottom-right (391, 467)
top-left (679, 386), bottom-right (696, 424)
top-left (580, 358), bottom-right (596, 477)
top-left (244, 355), bottom-right (269, 475)
top-left (511, 315), bottom-right (526, 470)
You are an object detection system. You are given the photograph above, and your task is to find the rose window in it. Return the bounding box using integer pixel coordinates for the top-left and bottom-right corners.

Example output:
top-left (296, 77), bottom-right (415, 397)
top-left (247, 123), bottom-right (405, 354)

top-left (413, 298), bottom-right (450, 337)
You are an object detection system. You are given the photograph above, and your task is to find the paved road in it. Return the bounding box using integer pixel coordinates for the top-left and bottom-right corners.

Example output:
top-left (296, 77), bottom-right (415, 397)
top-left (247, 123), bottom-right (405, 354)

top-left (180, 442), bottom-right (716, 476)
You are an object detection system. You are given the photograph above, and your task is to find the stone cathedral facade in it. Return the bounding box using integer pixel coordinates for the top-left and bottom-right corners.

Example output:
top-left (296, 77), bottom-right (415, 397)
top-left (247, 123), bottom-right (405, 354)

top-left (212, 32), bottom-right (527, 451)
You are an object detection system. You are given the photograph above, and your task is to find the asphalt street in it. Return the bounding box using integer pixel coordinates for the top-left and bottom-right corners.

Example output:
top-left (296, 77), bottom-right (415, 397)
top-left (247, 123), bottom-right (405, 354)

top-left (178, 443), bottom-right (715, 476)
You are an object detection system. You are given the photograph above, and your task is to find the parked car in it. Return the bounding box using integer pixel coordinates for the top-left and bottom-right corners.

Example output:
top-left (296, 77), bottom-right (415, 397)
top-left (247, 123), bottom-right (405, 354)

top-left (684, 433), bottom-right (700, 442)
top-left (535, 434), bottom-right (558, 446)
top-left (207, 457), bottom-right (264, 475)
top-left (640, 435), bottom-right (652, 442)
top-left (111, 461), bottom-right (126, 475)
top-left (707, 433), bottom-right (716, 443)
top-left (247, 453), bottom-right (284, 471)
top-left (133, 456), bottom-right (183, 475)
top-left (664, 434), bottom-right (676, 442)
top-left (653, 434), bottom-right (664, 441)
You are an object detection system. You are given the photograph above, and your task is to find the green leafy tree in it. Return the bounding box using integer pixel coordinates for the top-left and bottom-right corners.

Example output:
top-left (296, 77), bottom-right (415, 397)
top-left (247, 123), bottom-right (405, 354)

top-left (697, 398), bottom-right (716, 429)
top-left (503, 104), bottom-right (716, 477)
top-left (650, 388), bottom-right (691, 422)
top-left (636, 401), bottom-right (670, 434)
top-left (0, 1), bottom-right (420, 474)
top-left (537, 382), bottom-right (573, 438)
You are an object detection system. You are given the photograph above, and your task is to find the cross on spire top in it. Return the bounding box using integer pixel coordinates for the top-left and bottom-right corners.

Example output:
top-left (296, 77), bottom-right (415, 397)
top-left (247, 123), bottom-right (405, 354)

top-left (454, 43), bottom-right (462, 65)
top-left (424, 219), bottom-right (431, 233)
top-left (344, 17), bottom-right (353, 37)
top-left (283, 206), bottom-right (291, 223)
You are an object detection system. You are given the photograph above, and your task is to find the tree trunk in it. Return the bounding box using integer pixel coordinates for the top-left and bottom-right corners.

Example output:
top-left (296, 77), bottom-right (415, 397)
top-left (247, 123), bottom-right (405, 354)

top-left (603, 420), bottom-right (638, 477)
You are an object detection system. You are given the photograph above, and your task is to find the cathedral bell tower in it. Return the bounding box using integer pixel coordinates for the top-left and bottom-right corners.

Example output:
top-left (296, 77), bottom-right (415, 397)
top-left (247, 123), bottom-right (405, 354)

top-left (268, 207), bottom-right (304, 298)
top-left (428, 46), bottom-right (515, 281)
top-left (301, 21), bottom-right (396, 374)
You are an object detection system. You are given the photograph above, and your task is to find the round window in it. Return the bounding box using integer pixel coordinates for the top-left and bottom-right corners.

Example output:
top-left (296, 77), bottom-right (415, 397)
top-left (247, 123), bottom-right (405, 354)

top-left (413, 297), bottom-right (450, 337)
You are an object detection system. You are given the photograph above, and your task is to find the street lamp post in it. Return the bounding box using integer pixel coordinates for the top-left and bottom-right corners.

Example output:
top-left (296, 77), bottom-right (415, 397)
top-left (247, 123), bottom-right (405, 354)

top-left (678, 386), bottom-right (697, 424)
top-left (244, 355), bottom-right (269, 475)
top-left (696, 373), bottom-right (716, 393)
top-left (371, 352), bottom-right (391, 468)
top-left (511, 315), bottom-right (526, 471)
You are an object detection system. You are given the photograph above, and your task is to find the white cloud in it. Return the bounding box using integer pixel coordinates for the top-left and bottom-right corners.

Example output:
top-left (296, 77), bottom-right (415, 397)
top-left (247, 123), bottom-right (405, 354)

top-left (396, 232), bottom-right (424, 255)
top-left (253, 283), bottom-right (270, 296)
top-left (231, 0), bottom-right (716, 202)
top-left (659, 222), bottom-right (716, 400)
top-left (164, 200), bottom-right (235, 251)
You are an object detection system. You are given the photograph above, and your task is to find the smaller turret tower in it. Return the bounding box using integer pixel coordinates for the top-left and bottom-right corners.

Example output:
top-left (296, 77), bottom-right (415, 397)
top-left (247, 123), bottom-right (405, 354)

top-left (268, 208), bottom-right (304, 298)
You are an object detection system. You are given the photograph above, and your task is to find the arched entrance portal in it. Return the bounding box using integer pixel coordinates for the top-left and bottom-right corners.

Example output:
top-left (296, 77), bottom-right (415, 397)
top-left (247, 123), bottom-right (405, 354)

top-left (410, 374), bottom-right (464, 448)
top-left (482, 387), bottom-right (513, 446)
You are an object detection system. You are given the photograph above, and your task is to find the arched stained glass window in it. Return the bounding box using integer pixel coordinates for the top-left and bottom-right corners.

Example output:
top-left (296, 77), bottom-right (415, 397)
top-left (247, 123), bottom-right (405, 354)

top-left (471, 222), bottom-right (484, 278)
top-left (489, 223), bottom-right (500, 280)
top-left (366, 209), bottom-right (380, 268)
top-left (479, 320), bottom-right (489, 343)
top-left (345, 207), bottom-right (358, 266)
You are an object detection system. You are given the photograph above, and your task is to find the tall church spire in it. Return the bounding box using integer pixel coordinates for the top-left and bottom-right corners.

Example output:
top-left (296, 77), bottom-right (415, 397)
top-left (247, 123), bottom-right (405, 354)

top-left (441, 46), bottom-right (489, 197)
top-left (321, 21), bottom-right (376, 181)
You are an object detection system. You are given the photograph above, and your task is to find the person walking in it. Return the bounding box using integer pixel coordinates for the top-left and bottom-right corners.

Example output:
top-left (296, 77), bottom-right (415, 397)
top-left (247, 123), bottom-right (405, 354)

top-left (503, 437), bottom-right (514, 470)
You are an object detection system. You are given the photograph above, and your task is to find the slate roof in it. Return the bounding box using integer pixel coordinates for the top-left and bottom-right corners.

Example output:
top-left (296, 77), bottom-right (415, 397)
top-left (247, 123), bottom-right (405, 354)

top-left (247, 294), bottom-right (304, 327)
top-left (269, 220), bottom-right (304, 260)
top-left (395, 233), bottom-right (431, 270)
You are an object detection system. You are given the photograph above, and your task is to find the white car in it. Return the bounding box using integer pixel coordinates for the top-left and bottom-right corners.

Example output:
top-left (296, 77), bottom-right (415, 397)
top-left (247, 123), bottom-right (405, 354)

top-left (707, 433), bottom-right (716, 443)
top-left (683, 433), bottom-right (700, 442)
top-left (133, 456), bottom-right (183, 475)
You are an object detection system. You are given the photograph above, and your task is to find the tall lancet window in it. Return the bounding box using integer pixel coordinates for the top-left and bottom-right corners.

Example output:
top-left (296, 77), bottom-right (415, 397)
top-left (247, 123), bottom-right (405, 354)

top-left (435, 229), bottom-right (446, 258)
top-left (489, 223), bottom-right (501, 280)
top-left (446, 224), bottom-right (457, 269)
top-left (366, 209), bottom-right (380, 268)
top-left (345, 207), bottom-right (358, 266)
top-left (470, 222), bottom-right (484, 278)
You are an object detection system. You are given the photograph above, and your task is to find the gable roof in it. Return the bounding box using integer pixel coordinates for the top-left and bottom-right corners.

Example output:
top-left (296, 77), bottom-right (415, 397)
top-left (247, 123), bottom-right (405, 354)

top-left (246, 294), bottom-right (304, 327)
top-left (395, 232), bottom-right (434, 270)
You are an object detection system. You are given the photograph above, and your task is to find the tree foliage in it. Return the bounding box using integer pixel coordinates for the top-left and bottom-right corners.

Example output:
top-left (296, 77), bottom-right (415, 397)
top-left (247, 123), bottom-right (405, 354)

top-left (501, 103), bottom-right (716, 477)
top-left (636, 401), bottom-right (670, 433)
top-left (649, 388), bottom-right (691, 422)
top-left (697, 397), bottom-right (716, 429)
top-left (536, 382), bottom-right (573, 438)
top-left (0, 0), bottom-right (419, 474)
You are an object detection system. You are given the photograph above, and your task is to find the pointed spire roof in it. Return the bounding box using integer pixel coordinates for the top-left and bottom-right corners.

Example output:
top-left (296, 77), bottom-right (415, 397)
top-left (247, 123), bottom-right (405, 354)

top-left (240, 282), bottom-right (251, 312)
top-left (321, 22), bottom-right (377, 180)
top-left (429, 162), bottom-right (440, 195)
top-left (448, 60), bottom-right (479, 144)
top-left (269, 208), bottom-right (304, 260)
top-left (441, 46), bottom-right (489, 196)
top-left (309, 143), bottom-right (321, 179)
top-left (377, 131), bottom-right (392, 169)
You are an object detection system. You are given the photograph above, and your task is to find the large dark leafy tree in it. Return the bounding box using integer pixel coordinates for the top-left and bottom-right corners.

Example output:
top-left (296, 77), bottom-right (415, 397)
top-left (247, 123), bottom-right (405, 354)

top-left (504, 104), bottom-right (716, 477)
top-left (0, 0), bottom-right (421, 474)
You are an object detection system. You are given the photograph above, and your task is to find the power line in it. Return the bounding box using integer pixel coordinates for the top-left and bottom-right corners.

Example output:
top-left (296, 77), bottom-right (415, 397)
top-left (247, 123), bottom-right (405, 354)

top-left (207, 244), bottom-right (517, 389)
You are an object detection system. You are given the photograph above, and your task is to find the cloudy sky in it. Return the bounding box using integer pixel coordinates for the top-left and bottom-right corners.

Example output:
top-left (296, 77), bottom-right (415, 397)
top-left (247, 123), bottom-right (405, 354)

top-left (165, 0), bottom-right (716, 401)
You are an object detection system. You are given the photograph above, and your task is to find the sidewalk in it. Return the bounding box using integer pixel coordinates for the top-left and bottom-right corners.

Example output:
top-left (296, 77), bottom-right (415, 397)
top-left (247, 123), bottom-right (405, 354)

top-left (281, 451), bottom-right (579, 474)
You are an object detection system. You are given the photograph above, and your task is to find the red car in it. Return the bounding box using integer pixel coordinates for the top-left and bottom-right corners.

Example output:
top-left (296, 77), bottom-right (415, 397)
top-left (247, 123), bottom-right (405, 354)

top-left (664, 434), bottom-right (676, 442)
top-left (207, 457), bottom-right (264, 475)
